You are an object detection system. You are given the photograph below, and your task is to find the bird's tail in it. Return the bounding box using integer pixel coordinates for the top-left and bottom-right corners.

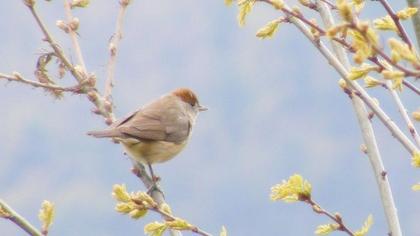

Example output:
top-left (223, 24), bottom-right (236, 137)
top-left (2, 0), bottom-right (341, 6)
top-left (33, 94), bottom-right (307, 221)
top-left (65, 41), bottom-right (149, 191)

top-left (87, 129), bottom-right (120, 138)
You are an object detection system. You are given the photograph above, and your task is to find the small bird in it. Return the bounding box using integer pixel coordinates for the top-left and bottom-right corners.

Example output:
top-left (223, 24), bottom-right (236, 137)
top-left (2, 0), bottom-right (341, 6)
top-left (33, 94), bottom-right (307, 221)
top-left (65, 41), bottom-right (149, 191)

top-left (88, 88), bottom-right (207, 180)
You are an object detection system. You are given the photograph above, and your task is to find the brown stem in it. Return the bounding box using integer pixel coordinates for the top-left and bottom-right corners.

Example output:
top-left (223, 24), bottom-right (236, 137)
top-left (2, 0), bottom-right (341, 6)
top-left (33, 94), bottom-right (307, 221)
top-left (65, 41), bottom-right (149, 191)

top-left (378, 0), bottom-right (413, 49)
top-left (306, 199), bottom-right (355, 236)
top-left (403, 80), bottom-right (420, 95)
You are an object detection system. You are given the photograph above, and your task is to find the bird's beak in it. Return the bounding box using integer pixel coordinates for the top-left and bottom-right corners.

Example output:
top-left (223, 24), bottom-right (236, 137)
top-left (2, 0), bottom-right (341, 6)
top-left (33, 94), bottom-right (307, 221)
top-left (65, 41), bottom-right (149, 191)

top-left (198, 105), bottom-right (208, 112)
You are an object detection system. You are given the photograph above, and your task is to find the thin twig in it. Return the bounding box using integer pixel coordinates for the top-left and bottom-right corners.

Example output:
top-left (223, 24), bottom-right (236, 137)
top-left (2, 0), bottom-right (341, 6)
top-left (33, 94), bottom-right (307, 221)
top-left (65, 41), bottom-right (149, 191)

top-left (0, 199), bottom-right (42, 236)
top-left (315, 1), bottom-right (402, 236)
top-left (64, 0), bottom-right (87, 73)
top-left (104, 0), bottom-right (131, 101)
top-left (0, 72), bottom-right (79, 92)
top-left (403, 80), bottom-right (420, 95)
top-left (385, 81), bottom-right (420, 147)
top-left (306, 198), bottom-right (354, 236)
top-left (25, 2), bottom-right (116, 123)
top-left (378, 0), bottom-right (413, 49)
top-left (369, 57), bottom-right (420, 95)
top-left (25, 3), bottom-right (84, 83)
top-left (406, 0), bottom-right (420, 49)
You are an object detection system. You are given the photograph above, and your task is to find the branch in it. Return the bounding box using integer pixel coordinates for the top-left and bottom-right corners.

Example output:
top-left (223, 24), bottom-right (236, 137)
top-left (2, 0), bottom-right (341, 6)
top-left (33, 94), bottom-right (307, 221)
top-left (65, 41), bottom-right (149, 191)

top-left (104, 0), bottom-right (131, 101)
top-left (24, 1), bottom-right (116, 124)
top-left (306, 199), bottom-right (354, 236)
top-left (24, 2), bottom-right (84, 83)
top-left (262, 0), bottom-right (419, 155)
top-left (315, 2), bottom-right (403, 236)
top-left (0, 72), bottom-right (79, 92)
top-left (385, 81), bottom-right (420, 147)
top-left (131, 162), bottom-right (183, 236)
top-left (261, 0), bottom-right (420, 78)
top-left (0, 199), bottom-right (42, 236)
top-left (64, 0), bottom-right (87, 73)
top-left (406, 0), bottom-right (420, 49)
top-left (378, 0), bottom-right (413, 48)
top-left (403, 80), bottom-right (420, 95)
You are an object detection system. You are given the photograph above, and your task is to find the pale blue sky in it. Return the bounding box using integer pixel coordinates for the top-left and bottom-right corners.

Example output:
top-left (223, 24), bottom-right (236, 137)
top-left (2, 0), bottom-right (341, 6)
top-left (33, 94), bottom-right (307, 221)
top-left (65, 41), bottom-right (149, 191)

top-left (0, 0), bottom-right (419, 235)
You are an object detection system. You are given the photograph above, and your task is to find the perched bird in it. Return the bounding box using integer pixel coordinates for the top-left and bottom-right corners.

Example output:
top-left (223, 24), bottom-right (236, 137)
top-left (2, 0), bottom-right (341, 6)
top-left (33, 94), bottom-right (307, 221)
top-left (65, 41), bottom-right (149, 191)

top-left (88, 88), bottom-right (207, 180)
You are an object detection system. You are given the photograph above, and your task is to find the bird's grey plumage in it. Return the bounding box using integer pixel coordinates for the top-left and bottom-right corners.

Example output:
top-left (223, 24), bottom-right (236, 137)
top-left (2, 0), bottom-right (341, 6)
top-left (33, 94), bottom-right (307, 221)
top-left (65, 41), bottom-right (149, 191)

top-left (87, 95), bottom-right (192, 144)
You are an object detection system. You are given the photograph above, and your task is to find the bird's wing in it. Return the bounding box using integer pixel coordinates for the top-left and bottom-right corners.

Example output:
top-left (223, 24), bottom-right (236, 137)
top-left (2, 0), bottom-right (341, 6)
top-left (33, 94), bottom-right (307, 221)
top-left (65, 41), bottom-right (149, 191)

top-left (117, 101), bottom-right (191, 143)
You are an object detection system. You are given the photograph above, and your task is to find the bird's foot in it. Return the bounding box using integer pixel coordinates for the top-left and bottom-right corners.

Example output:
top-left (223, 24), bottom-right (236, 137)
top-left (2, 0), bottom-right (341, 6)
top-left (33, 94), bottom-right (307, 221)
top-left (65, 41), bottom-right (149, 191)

top-left (147, 181), bottom-right (164, 196)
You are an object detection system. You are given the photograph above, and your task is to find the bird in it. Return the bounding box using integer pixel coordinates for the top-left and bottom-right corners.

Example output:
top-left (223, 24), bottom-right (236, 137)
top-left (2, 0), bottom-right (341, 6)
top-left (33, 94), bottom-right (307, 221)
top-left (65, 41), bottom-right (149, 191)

top-left (87, 88), bottom-right (207, 182)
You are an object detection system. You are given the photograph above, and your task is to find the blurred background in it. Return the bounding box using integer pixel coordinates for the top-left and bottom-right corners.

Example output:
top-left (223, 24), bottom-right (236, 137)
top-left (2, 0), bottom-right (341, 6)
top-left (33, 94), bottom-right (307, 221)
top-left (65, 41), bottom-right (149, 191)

top-left (0, 0), bottom-right (419, 235)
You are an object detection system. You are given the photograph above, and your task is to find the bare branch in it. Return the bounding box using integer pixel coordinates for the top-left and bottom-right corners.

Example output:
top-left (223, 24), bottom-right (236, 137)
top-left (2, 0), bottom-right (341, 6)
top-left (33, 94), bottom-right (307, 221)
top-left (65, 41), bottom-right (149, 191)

top-left (385, 81), bottom-right (420, 147)
top-left (403, 80), bottom-right (420, 95)
top-left (0, 72), bottom-right (79, 92)
top-left (104, 0), bottom-right (131, 101)
top-left (0, 199), bottom-right (42, 236)
top-left (64, 0), bottom-right (87, 73)
top-left (306, 199), bottom-right (354, 236)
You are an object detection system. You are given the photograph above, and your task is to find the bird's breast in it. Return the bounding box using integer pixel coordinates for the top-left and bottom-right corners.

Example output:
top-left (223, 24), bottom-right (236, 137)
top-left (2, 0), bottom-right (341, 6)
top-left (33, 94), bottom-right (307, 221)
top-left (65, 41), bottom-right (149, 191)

top-left (121, 139), bottom-right (188, 164)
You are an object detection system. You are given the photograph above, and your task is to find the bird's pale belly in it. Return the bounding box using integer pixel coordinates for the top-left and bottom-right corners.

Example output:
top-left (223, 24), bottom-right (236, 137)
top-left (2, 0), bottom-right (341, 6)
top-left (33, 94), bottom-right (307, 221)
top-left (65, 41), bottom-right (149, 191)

top-left (121, 139), bottom-right (187, 164)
